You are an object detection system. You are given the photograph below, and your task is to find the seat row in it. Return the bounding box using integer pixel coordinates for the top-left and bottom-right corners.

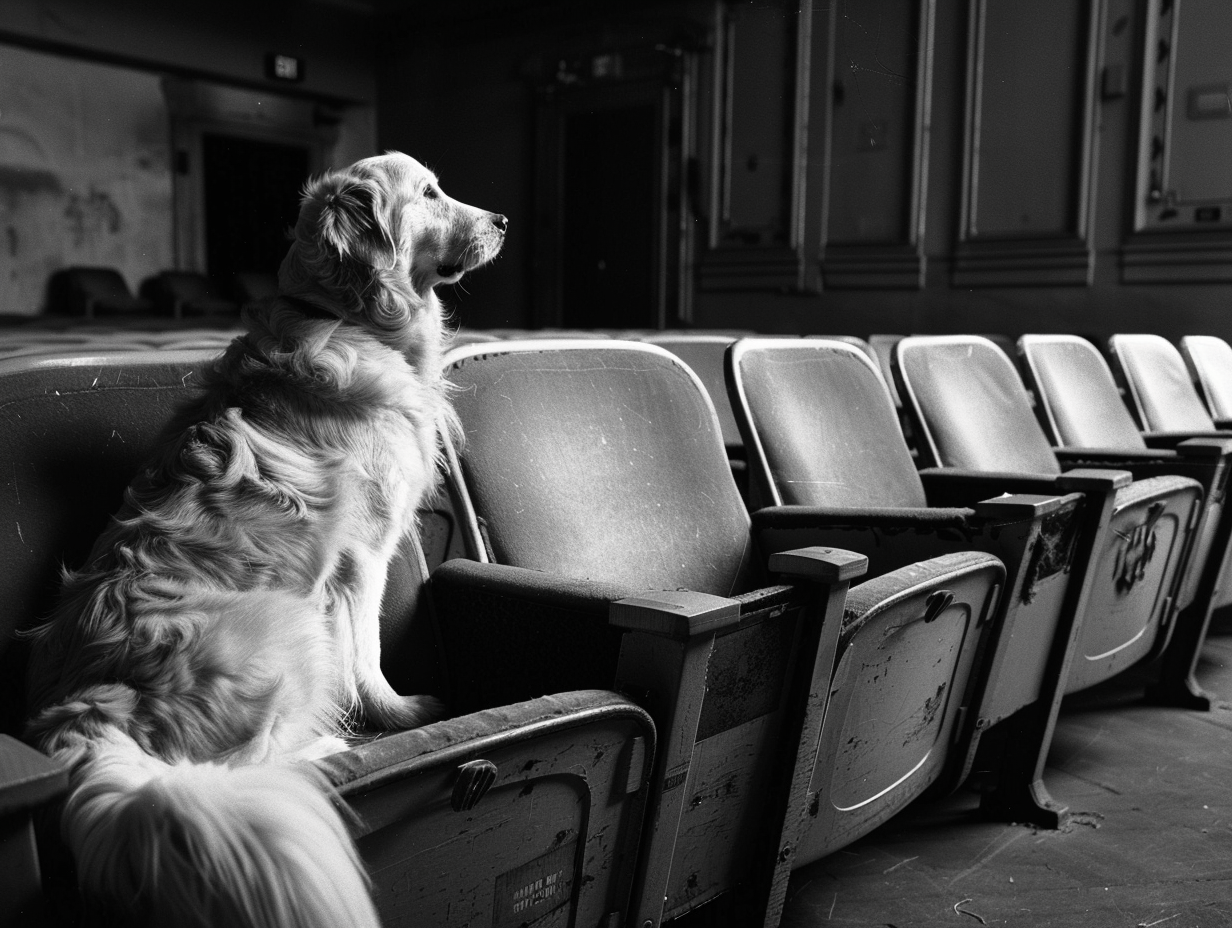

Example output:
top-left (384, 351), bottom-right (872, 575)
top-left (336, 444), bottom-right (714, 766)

top-left (40, 266), bottom-right (277, 319)
top-left (2, 330), bottom-right (1230, 928)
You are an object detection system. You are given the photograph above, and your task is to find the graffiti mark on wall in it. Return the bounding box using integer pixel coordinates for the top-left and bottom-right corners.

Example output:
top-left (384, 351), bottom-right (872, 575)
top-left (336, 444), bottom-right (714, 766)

top-left (64, 187), bottom-right (122, 247)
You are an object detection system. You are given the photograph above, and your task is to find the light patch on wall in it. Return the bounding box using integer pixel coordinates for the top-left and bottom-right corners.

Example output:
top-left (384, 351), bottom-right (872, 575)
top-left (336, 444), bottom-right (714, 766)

top-left (0, 44), bottom-right (173, 315)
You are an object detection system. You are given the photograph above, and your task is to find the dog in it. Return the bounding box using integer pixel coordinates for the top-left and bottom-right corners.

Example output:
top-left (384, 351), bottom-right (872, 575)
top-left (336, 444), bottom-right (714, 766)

top-left (24, 152), bottom-right (506, 927)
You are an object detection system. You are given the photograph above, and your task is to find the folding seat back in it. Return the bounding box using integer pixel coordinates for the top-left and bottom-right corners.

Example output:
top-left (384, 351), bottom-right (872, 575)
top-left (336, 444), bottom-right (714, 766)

top-left (641, 333), bottom-right (744, 455)
top-left (730, 337), bottom-right (926, 510)
top-left (437, 339), bottom-right (1009, 915)
top-left (896, 336), bottom-right (1061, 474)
top-left (1178, 334), bottom-right (1232, 422)
top-left (1180, 335), bottom-right (1232, 423)
top-left (0, 349), bottom-right (655, 928)
top-left (895, 336), bottom-right (1203, 695)
top-left (1018, 334), bottom-right (1147, 450)
top-left (1108, 333), bottom-right (1217, 433)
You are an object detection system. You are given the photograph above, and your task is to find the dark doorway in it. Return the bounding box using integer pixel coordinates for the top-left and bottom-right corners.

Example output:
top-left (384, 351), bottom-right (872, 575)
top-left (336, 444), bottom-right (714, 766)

top-left (560, 104), bottom-right (658, 330)
top-left (202, 134), bottom-right (310, 279)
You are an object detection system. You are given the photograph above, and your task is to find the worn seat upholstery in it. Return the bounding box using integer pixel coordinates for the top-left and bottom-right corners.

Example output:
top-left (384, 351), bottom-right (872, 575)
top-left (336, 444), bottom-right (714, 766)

top-left (725, 337), bottom-right (1095, 829)
top-left (0, 349), bottom-right (655, 928)
top-left (1019, 333), bottom-right (1232, 708)
top-left (433, 339), bottom-right (1006, 922)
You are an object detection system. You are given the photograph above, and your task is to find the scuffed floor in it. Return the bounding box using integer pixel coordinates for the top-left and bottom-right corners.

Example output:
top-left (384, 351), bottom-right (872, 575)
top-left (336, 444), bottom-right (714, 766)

top-left (780, 628), bottom-right (1232, 928)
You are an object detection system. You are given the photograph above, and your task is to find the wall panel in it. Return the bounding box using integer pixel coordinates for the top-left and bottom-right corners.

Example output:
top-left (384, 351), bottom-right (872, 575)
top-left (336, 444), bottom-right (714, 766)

top-left (954, 0), bottom-right (1103, 287)
top-left (817, 0), bottom-right (934, 289)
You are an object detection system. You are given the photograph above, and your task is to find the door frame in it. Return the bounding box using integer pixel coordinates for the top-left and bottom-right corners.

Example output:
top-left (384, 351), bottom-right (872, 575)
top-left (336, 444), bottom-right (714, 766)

top-left (162, 77), bottom-right (337, 275)
top-left (533, 46), bottom-right (696, 329)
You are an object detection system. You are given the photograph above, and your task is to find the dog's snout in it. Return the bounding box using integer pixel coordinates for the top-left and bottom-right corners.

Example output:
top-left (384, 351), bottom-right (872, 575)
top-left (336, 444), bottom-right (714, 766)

top-left (491, 214), bottom-right (508, 233)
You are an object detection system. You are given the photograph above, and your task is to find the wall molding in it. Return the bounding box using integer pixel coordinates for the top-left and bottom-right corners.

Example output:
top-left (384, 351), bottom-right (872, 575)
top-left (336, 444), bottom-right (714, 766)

top-left (1121, 0), bottom-right (1232, 283)
top-left (954, 0), bottom-right (1104, 288)
top-left (816, 0), bottom-right (935, 291)
top-left (697, 0), bottom-right (812, 293)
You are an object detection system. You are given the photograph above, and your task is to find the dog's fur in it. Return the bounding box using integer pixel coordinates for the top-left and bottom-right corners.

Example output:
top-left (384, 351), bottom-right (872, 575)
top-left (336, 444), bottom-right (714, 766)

top-left (24, 152), bottom-right (506, 928)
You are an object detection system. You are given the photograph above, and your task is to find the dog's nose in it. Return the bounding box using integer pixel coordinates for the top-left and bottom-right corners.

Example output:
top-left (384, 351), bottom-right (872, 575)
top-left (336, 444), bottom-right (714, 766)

top-left (491, 214), bottom-right (508, 233)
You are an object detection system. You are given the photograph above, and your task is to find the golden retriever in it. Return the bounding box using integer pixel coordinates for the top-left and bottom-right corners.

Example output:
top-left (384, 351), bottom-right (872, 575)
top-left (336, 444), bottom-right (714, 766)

top-left (24, 152), bottom-right (506, 928)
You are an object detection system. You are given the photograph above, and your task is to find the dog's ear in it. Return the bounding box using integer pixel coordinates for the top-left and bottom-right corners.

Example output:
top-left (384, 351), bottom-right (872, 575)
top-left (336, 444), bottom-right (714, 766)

top-left (311, 176), bottom-right (397, 269)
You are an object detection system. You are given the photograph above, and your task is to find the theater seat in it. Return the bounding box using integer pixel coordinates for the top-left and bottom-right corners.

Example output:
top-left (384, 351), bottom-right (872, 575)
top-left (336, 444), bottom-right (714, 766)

top-left (0, 350), bottom-right (654, 928)
top-left (433, 339), bottom-right (1006, 919)
top-left (893, 335), bottom-right (1204, 810)
top-left (1180, 334), bottom-right (1232, 425)
top-left (1109, 333), bottom-right (1226, 433)
top-left (1019, 334), bottom-right (1232, 708)
top-left (725, 337), bottom-right (1093, 828)
top-left (139, 270), bottom-right (240, 317)
top-left (46, 267), bottom-right (155, 318)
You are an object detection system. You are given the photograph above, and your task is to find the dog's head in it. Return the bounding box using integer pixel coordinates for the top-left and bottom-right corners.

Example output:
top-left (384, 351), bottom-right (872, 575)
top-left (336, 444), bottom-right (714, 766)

top-left (278, 152), bottom-right (506, 345)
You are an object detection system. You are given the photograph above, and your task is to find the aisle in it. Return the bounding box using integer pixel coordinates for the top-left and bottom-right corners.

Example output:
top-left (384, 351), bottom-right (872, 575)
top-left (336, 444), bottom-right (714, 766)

top-left (779, 632), bottom-right (1232, 927)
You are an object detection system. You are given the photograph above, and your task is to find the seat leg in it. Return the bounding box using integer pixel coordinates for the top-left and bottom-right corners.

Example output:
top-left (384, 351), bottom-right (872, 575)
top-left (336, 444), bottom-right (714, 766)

top-left (976, 703), bottom-right (1070, 830)
top-left (1144, 599), bottom-right (1216, 710)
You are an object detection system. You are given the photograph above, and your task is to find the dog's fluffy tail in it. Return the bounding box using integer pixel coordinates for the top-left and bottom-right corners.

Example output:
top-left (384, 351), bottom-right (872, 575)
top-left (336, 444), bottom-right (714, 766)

top-left (63, 729), bottom-right (379, 928)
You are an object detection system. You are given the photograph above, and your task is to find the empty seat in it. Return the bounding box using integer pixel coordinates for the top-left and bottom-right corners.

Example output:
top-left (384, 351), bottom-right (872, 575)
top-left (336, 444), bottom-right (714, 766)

top-left (1180, 334), bottom-right (1232, 425)
top-left (1019, 334), bottom-right (1232, 707)
top-left (1108, 334), bottom-right (1225, 434)
top-left (46, 267), bottom-right (155, 318)
top-left (0, 349), bottom-right (654, 928)
top-left (726, 337), bottom-right (1091, 828)
top-left (433, 338), bottom-right (1006, 919)
top-left (140, 270), bottom-right (240, 317)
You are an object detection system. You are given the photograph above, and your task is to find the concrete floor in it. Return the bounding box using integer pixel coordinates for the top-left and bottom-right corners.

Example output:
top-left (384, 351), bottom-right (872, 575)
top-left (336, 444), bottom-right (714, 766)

top-left (779, 627), bottom-right (1232, 928)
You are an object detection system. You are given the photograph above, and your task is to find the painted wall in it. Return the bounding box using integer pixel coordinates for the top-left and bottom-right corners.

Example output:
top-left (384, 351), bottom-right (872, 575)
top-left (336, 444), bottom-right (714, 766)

top-left (372, 0), bottom-right (1232, 345)
top-left (0, 0), bottom-right (377, 103)
top-left (0, 45), bottom-right (173, 314)
top-left (0, 1), bottom-right (381, 315)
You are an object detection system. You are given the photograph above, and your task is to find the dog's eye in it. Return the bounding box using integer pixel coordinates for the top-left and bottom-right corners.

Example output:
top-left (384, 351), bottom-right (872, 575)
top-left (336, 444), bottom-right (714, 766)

top-left (423, 186), bottom-right (438, 200)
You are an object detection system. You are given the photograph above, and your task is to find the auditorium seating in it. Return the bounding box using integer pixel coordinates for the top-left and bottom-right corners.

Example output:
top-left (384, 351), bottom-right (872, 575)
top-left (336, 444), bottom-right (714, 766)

top-left (893, 334), bottom-right (1205, 818)
top-left (1018, 334), bottom-right (1232, 708)
top-left (725, 336), bottom-right (1094, 828)
top-left (0, 349), bottom-right (655, 928)
top-left (3, 323), bottom-right (1230, 927)
top-left (433, 338), bottom-right (1007, 922)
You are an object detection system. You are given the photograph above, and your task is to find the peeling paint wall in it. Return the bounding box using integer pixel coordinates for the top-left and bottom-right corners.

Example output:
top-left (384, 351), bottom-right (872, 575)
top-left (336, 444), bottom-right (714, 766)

top-left (0, 44), bottom-right (173, 314)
